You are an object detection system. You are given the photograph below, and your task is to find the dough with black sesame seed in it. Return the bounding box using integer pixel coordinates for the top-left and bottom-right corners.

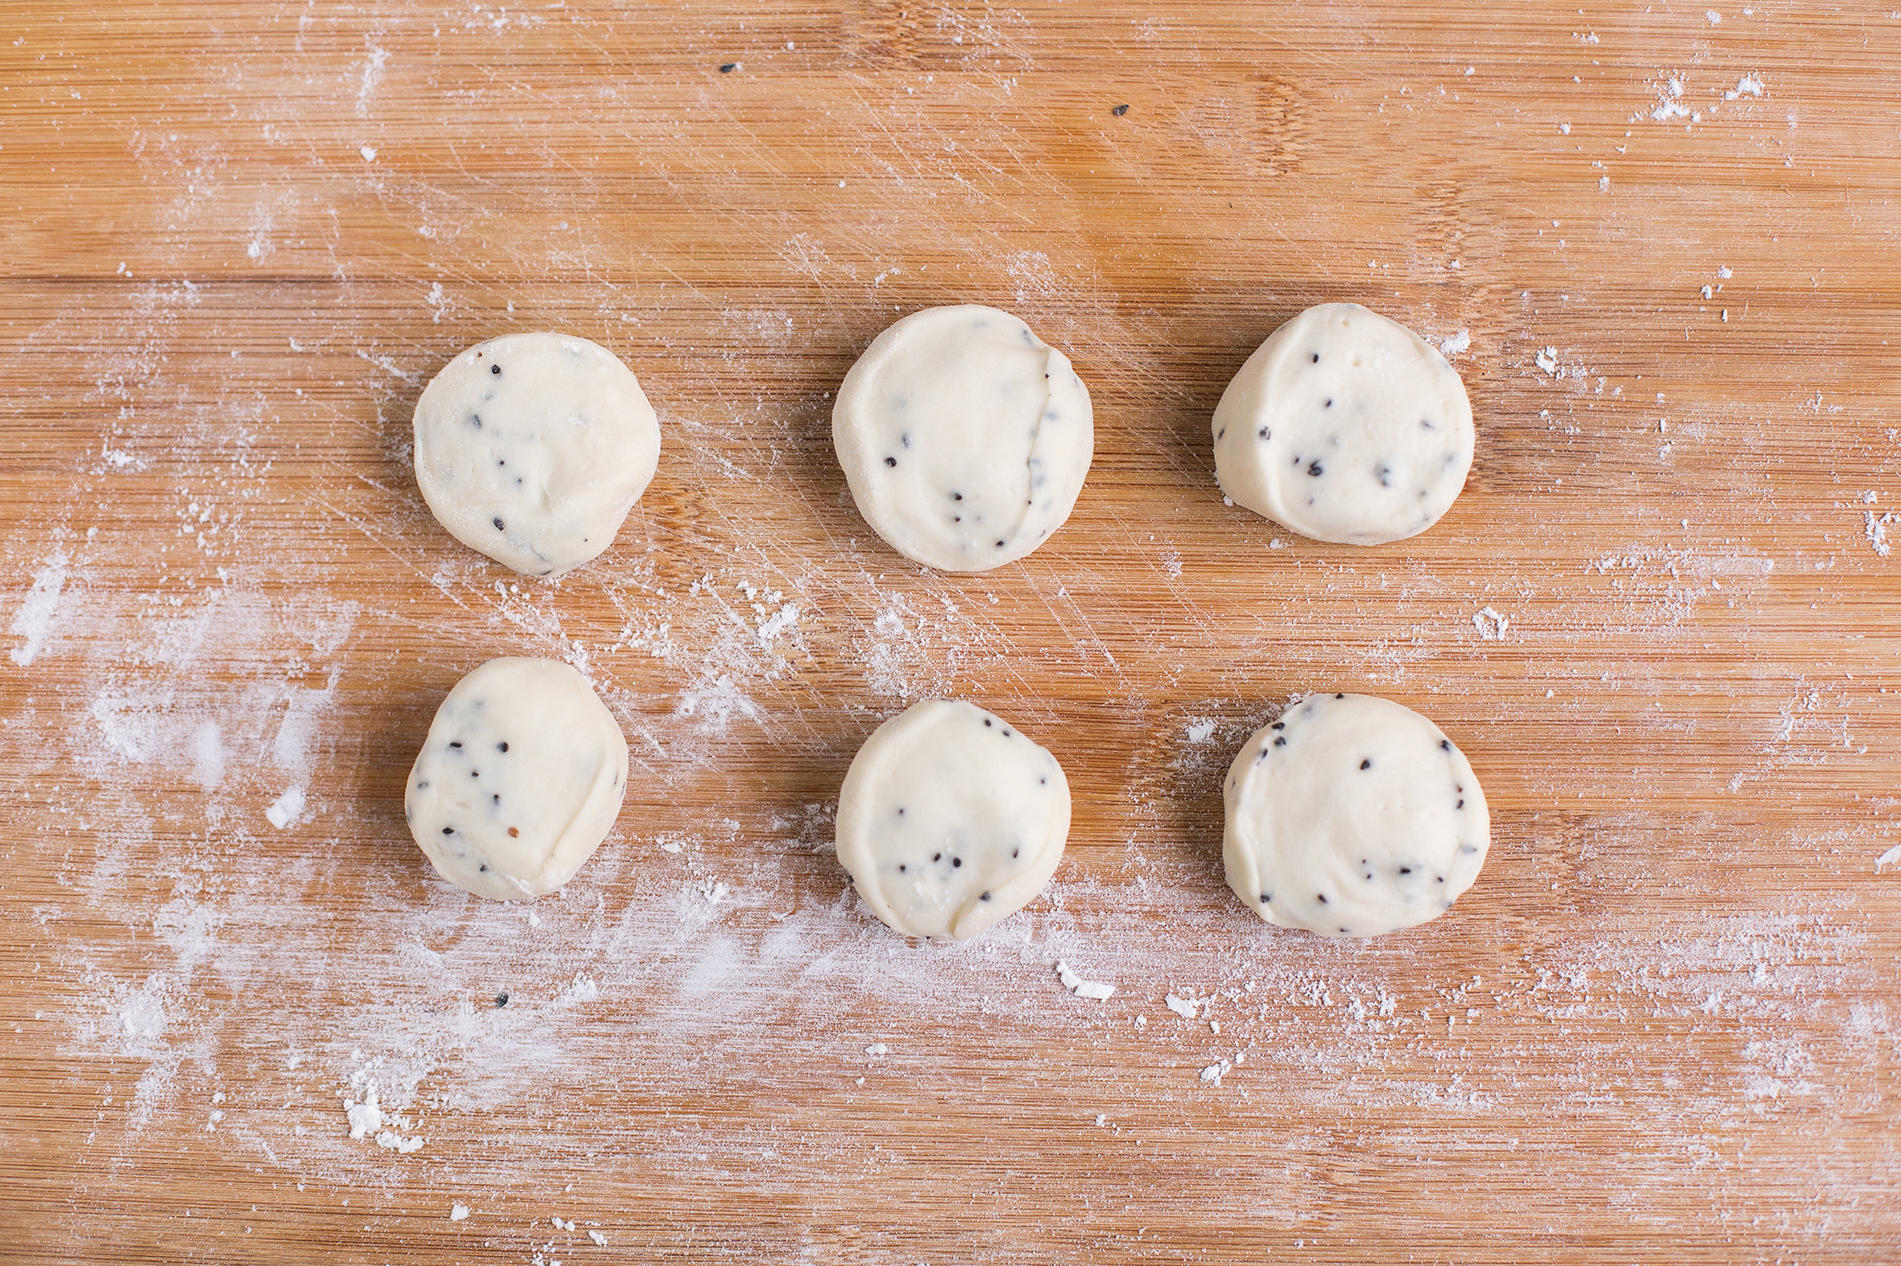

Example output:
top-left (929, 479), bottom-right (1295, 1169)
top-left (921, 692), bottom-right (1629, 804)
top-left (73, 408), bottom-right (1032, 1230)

top-left (1223, 692), bottom-right (1489, 937)
top-left (413, 332), bottom-right (660, 577)
top-left (405, 657), bottom-right (628, 900)
top-left (832, 305), bottom-right (1093, 572)
top-left (1212, 303), bottom-right (1473, 544)
top-left (834, 700), bottom-right (1070, 939)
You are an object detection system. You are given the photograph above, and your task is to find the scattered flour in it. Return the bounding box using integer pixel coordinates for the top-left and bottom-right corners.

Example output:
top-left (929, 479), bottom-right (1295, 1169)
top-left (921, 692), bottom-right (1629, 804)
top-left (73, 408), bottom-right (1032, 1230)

top-left (8, 551), bottom-right (70, 667)
top-left (342, 1071), bottom-right (425, 1154)
top-left (266, 785), bottom-right (307, 829)
top-left (1055, 960), bottom-right (1116, 1001)
top-left (1473, 606), bottom-right (1511, 640)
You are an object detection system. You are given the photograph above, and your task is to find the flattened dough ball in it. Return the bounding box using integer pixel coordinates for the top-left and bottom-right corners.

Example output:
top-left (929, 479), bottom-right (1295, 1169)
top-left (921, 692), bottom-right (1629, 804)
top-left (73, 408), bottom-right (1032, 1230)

top-left (406, 657), bottom-right (628, 900)
top-left (414, 332), bottom-right (660, 577)
top-left (835, 700), bottom-right (1070, 940)
top-left (1212, 303), bottom-right (1473, 544)
top-left (833, 304), bottom-right (1093, 572)
top-left (1224, 693), bottom-right (1490, 937)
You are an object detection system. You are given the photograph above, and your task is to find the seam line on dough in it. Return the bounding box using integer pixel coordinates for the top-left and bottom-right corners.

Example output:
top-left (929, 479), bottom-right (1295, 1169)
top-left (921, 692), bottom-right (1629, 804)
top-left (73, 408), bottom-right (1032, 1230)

top-left (1003, 344), bottom-right (1060, 549)
top-left (539, 748), bottom-right (615, 880)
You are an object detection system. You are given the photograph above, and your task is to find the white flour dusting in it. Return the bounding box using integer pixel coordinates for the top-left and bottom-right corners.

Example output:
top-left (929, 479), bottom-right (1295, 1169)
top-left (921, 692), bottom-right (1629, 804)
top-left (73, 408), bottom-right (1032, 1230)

top-left (8, 551), bottom-right (70, 667)
top-left (1055, 960), bottom-right (1116, 1000)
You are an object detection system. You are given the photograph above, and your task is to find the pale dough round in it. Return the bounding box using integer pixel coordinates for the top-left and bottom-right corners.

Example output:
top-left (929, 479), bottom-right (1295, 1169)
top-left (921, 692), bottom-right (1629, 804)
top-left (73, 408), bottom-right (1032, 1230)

top-left (1223, 692), bottom-right (1490, 938)
top-left (414, 332), bottom-right (660, 577)
top-left (833, 305), bottom-right (1093, 572)
top-left (1212, 303), bottom-right (1474, 545)
top-left (405, 657), bottom-right (628, 900)
top-left (835, 700), bottom-right (1070, 940)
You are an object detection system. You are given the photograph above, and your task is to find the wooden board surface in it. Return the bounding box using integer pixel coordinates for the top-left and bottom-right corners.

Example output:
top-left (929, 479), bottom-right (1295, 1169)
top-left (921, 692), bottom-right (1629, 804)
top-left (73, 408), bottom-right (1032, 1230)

top-left (3, 2), bottom-right (1899, 1261)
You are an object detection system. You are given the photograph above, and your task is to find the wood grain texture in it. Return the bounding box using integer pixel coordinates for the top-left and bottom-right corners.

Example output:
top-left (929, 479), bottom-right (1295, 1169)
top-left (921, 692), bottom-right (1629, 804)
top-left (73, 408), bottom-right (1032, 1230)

top-left (2, 1), bottom-right (1898, 1262)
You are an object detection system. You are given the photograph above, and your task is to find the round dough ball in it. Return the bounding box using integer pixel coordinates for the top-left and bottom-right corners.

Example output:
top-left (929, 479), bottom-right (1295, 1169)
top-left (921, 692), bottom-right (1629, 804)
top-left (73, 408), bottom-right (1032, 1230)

top-left (833, 304), bottom-right (1093, 572)
top-left (1212, 303), bottom-right (1474, 545)
top-left (405, 657), bottom-right (628, 900)
top-left (1223, 692), bottom-right (1490, 938)
top-left (835, 700), bottom-right (1070, 940)
top-left (414, 332), bottom-right (660, 577)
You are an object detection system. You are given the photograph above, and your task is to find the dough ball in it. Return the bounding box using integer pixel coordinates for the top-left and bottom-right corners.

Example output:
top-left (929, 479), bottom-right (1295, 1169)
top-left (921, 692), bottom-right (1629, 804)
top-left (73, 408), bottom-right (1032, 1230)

top-left (835, 700), bottom-right (1070, 940)
top-left (414, 332), bottom-right (660, 577)
top-left (1212, 303), bottom-right (1474, 544)
top-left (1223, 692), bottom-right (1490, 938)
top-left (833, 304), bottom-right (1093, 572)
top-left (405, 657), bottom-right (628, 900)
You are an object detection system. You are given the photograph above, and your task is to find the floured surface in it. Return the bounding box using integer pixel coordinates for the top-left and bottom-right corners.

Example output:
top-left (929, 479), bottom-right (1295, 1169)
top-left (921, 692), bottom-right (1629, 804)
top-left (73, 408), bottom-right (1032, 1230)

top-left (2, 2), bottom-right (1898, 1263)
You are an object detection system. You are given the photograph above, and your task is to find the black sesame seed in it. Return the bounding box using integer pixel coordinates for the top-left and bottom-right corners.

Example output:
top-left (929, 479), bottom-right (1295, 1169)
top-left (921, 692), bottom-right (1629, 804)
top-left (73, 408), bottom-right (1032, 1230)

top-left (448, 741), bottom-right (462, 749)
top-left (1271, 722), bottom-right (1283, 730)
top-left (491, 794), bottom-right (500, 805)
top-left (897, 807), bottom-right (906, 816)
top-left (1440, 739), bottom-right (1451, 750)
top-left (1308, 460), bottom-right (1324, 476)
top-left (951, 491), bottom-right (963, 501)
top-left (980, 891), bottom-right (992, 902)
top-left (932, 852), bottom-right (942, 862)
top-left (490, 363), bottom-right (501, 375)
top-left (983, 718), bottom-right (993, 727)
top-left (1258, 425), bottom-right (1271, 439)
top-left (441, 826), bottom-right (454, 835)
top-left (1012, 848), bottom-right (1020, 859)
top-left (1260, 892), bottom-right (1272, 903)
top-left (719, 61), bottom-right (736, 72)
top-left (1378, 465), bottom-right (1392, 487)
top-left (952, 857), bottom-right (962, 868)
top-left (1274, 736), bottom-right (1287, 747)
top-left (495, 992), bottom-right (508, 1006)
top-left (479, 863), bottom-right (488, 872)
top-left (1335, 693), bottom-right (1346, 699)
top-left (1037, 776), bottom-right (1046, 785)
top-left (884, 456), bottom-right (897, 467)
top-left (1324, 398), bottom-right (1333, 408)
top-left (898, 864), bottom-right (908, 873)
top-left (493, 516), bottom-right (505, 530)
top-left (1421, 418), bottom-right (1435, 430)
top-left (1436, 876), bottom-right (1446, 884)
top-left (470, 413), bottom-right (482, 429)
top-left (416, 780), bottom-right (429, 790)
top-left (1217, 426), bottom-right (1227, 440)
top-left (1360, 758), bottom-right (1372, 770)
top-left (995, 539), bottom-right (1007, 548)
top-left (1311, 352), bottom-right (1320, 363)
top-left (1111, 103), bottom-right (1130, 116)
top-left (470, 769), bottom-right (479, 779)
top-left (1457, 799), bottom-right (1465, 808)
top-left (1317, 893), bottom-right (1329, 905)
top-left (1399, 866), bottom-right (1412, 875)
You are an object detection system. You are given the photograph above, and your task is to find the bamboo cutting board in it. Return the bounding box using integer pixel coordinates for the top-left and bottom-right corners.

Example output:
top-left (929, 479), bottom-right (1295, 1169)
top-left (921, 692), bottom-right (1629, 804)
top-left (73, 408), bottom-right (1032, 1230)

top-left (2, 2), bottom-right (1899, 1261)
